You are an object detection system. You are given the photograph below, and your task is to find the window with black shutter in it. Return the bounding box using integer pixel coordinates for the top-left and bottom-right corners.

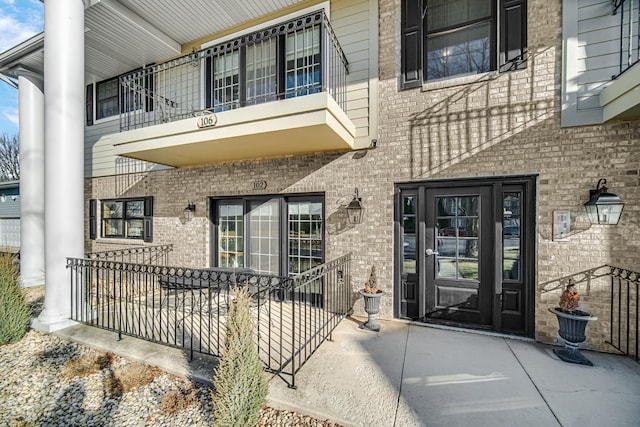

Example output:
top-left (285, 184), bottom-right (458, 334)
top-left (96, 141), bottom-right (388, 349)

top-left (97, 196), bottom-right (153, 241)
top-left (401, 0), bottom-right (526, 88)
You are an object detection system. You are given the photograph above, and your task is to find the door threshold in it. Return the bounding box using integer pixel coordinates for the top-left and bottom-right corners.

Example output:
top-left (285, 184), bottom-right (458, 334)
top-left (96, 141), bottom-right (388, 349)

top-left (410, 319), bottom-right (535, 342)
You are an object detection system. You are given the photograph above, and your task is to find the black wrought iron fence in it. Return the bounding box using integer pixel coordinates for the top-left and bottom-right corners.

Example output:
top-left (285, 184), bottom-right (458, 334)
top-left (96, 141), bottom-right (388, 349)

top-left (68, 254), bottom-right (352, 387)
top-left (607, 266), bottom-right (639, 362)
top-left (541, 264), bottom-right (639, 363)
top-left (86, 244), bottom-right (173, 265)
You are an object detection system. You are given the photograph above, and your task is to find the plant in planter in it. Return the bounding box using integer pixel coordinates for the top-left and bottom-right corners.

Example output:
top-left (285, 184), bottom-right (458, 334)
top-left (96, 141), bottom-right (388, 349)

top-left (358, 266), bottom-right (383, 332)
top-left (549, 280), bottom-right (598, 366)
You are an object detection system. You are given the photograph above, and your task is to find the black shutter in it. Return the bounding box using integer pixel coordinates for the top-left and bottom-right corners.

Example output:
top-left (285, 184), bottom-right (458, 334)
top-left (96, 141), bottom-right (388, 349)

top-left (89, 199), bottom-right (97, 240)
top-left (500, 0), bottom-right (527, 71)
top-left (143, 196), bottom-right (153, 243)
top-left (401, 0), bottom-right (423, 89)
top-left (145, 68), bottom-right (154, 112)
top-left (85, 84), bottom-right (94, 126)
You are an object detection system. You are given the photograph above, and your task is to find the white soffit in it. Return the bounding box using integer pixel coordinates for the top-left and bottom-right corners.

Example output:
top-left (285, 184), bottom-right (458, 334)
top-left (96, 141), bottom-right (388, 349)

top-left (3, 0), bottom-right (308, 81)
top-left (118, 0), bottom-right (304, 44)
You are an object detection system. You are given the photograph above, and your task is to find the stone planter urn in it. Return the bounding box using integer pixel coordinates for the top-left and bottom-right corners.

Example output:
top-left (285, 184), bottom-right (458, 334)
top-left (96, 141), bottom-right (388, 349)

top-left (359, 266), bottom-right (383, 332)
top-left (359, 289), bottom-right (383, 332)
top-left (549, 281), bottom-right (597, 366)
top-left (549, 308), bottom-right (597, 366)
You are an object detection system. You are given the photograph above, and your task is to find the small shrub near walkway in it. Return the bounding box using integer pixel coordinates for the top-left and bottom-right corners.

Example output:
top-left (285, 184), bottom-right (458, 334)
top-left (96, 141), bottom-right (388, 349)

top-left (0, 251), bottom-right (30, 345)
top-left (212, 286), bottom-right (268, 427)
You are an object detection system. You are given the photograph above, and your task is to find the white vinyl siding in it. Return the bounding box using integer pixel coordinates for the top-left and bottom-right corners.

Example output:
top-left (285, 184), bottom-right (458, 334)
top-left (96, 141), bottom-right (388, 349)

top-left (333, 0), bottom-right (373, 142)
top-left (575, 1), bottom-right (621, 110)
top-left (562, 0), bottom-right (638, 126)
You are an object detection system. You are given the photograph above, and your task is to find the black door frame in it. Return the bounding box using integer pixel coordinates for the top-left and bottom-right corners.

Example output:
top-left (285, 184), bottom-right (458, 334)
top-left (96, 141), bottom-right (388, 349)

top-left (394, 175), bottom-right (536, 337)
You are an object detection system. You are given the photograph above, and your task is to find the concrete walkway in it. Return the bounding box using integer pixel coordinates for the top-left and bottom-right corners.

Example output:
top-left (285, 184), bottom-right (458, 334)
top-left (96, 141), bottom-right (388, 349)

top-left (56, 318), bottom-right (640, 427)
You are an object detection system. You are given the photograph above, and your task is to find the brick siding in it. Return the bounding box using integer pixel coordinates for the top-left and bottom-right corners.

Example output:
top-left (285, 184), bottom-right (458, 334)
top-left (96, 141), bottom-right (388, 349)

top-left (85, 0), bottom-right (640, 353)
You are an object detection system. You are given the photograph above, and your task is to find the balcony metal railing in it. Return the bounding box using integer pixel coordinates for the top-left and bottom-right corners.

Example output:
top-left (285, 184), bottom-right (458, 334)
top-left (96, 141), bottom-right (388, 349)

top-left (612, 0), bottom-right (640, 79)
top-left (86, 244), bottom-right (173, 265)
top-left (68, 253), bottom-right (353, 388)
top-left (119, 10), bottom-right (349, 132)
top-left (542, 264), bottom-right (639, 363)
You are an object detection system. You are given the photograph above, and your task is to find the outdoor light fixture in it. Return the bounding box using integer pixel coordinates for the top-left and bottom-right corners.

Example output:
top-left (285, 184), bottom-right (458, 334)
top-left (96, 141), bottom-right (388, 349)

top-left (184, 202), bottom-right (196, 221)
top-left (0, 195), bottom-right (5, 203)
top-left (583, 179), bottom-right (625, 225)
top-left (346, 188), bottom-right (363, 225)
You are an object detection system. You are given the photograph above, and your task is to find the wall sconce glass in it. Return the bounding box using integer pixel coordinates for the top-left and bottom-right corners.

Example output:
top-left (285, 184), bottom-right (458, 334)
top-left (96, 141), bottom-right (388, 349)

top-left (0, 195), bottom-right (5, 203)
top-left (346, 188), bottom-right (363, 224)
top-left (184, 202), bottom-right (196, 221)
top-left (583, 179), bottom-right (624, 225)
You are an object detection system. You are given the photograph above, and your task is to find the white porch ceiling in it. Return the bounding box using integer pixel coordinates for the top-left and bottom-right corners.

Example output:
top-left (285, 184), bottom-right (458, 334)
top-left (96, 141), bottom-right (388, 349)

top-left (1, 0), bottom-right (306, 81)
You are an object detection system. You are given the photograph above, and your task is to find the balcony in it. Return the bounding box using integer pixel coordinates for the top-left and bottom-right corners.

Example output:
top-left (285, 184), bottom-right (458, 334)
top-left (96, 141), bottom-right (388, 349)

top-left (601, 0), bottom-right (640, 122)
top-left (109, 10), bottom-right (356, 167)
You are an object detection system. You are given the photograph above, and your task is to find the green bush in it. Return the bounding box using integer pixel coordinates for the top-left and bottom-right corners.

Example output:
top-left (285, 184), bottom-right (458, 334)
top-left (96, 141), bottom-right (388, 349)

top-left (0, 252), bottom-right (30, 345)
top-left (212, 286), bottom-right (268, 427)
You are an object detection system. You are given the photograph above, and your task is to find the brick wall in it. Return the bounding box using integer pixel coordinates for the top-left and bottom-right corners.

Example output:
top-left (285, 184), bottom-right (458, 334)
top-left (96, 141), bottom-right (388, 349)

top-left (376, 0), bottom-right (640, 350)
top-left (85, 0), bottom-right (640, 353)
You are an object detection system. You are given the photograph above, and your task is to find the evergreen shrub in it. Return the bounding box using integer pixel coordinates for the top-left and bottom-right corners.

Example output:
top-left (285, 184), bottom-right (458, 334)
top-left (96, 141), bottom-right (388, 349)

top-left (0, 252), bottom-right (30, 345)
top-left (212, 286), bottom-right (267, 427)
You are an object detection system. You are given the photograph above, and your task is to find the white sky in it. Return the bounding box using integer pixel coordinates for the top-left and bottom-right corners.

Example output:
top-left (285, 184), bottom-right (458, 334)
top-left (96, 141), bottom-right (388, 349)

top-left (0, 0), bottom-right (44, 136)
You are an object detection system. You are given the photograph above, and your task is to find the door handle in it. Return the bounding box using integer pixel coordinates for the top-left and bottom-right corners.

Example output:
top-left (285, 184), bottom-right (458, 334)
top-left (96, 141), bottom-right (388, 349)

top-left (425, 248), bottom-right (439, 256)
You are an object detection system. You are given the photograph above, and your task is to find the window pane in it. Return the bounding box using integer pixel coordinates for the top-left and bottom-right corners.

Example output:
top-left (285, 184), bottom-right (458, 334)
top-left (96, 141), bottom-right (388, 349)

top-left (427, 0), bottom-right (492, 31)
top-left (249, 199), bottom-right (280, 274)
top-left (127, 219), bottom-right (144, 238)
top-left (103, 219), bottom-right (123, 237)
top-left (402, 195), bottom-right (417, 274)
top-left (503, 192), bottom-right (521, 280)
top-left (218, 203), bottom-right (244, 268)
top-left (213, 50), bottom-right (240, 111)
top-left (103, 201), bottom-right (123, 219)
top-left (96, 79), bottom-right (119, 119)
top-left (126, 200), bottom-right (144, 218)
top-left (436, 195), bottom-right (480, 280)
top-left (288, 200), bottom-right (323, 274)
top-left (426, 21), bottom-right (491, 80)
top-left (286, 26), bottom-right (321, 97)
top-left (246, 39), bottom-right (278, 105)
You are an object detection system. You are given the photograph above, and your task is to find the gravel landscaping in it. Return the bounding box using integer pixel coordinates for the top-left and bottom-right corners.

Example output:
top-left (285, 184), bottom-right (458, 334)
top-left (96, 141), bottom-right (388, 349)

top-left (0, 287), bottom-right (341, 426)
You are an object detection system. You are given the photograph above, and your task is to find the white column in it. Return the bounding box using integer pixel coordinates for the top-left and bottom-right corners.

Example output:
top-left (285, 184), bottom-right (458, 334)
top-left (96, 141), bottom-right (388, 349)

top-left (16, 71), bottom-right (45, 288)
top-left (34, 0), bottom-right (85, 331)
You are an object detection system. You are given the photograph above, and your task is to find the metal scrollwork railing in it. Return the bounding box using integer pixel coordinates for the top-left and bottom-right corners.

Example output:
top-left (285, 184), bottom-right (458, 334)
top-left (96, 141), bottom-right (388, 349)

top-left (68, 253), bottom-right (352, 388)
top-left (612, 0), bottom-right (640, 79)
top-left (542, 264), bottom-right (639, 362)
top-left (119, 9), bottom-right (349, 131)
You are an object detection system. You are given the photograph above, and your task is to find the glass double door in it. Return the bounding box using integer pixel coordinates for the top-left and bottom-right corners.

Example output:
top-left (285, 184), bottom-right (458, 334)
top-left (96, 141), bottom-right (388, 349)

top-left (397, 178), bottom-right (534, 335)
top-left (215, 196), bottom-right (324, 276)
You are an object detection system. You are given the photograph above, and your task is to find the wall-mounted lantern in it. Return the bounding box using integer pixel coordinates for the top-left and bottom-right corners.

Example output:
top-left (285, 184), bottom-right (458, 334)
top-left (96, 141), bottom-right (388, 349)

top-left (346, 188), bottom-right (363, 225)
top-left (583, 179), bottom-right (624, 225)
top-left (184, 202), bottom-right (196, 221)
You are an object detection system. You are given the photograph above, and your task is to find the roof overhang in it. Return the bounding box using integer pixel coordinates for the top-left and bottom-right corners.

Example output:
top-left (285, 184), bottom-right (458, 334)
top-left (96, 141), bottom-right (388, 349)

top-left (111, 92), bottom-right (356, 167)
top-left (0, 0), bottom-right (310, 82)
top-left (600, 63), bottom-right (640, 122)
